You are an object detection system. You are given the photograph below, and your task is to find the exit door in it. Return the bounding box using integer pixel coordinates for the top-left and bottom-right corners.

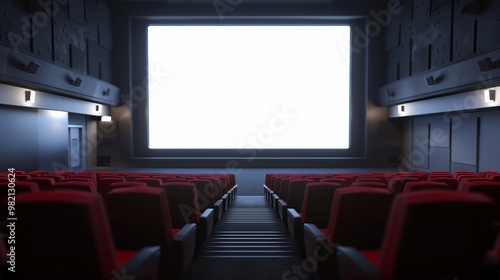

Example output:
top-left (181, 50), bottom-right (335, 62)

top-left (68, 126), bottom-right (83, 170)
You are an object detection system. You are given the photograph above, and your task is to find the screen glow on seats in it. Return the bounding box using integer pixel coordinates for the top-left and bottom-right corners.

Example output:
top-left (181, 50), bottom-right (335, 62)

top-left (147, 25), bottom-right (351, 149)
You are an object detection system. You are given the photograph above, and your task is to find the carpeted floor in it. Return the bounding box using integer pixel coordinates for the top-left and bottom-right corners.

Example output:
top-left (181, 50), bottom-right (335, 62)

top-left (180, 196), bottom-right (321, 280)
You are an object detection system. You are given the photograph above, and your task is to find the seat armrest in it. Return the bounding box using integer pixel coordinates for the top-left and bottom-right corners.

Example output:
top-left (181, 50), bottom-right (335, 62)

top-left (122, 246), bottom-right (161, 280)
top-left (272, 193), bottom-right (279, 211)
top-left (214, 199), bottom-right (223, 222)
top-left (232, 185), bottom-right (238, 198)
top-left (336, 246), bottom-right (383, 280)
top-left (303, 223), bottom-right (337, 280)
top-left (287, 208), bottom-right (302, 241)
top-left (278, 199), bottom-right (287, 224)
top-left (172, 223), bottom-right (197, 274)
top-left (222, 194), bottom-right (229, 211)
top-left (268, 190), bottom-right (274, 204)
top-left (199, 208), bottom-right (215, 242)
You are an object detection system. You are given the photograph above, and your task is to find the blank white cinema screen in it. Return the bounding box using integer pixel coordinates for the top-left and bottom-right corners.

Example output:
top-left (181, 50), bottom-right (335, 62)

top-left (148, 25), bottom-right (351, 149)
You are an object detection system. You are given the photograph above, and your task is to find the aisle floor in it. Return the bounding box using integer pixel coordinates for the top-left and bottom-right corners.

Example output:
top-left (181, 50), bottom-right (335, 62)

top-left (180, 196), bottom-right (321, 280)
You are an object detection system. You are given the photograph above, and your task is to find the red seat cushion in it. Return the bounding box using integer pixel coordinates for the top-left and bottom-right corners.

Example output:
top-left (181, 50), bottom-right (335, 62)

top-left (361, 250), bottom-right (380, 266)
top-left (116, 250), bottom-right (137, 268)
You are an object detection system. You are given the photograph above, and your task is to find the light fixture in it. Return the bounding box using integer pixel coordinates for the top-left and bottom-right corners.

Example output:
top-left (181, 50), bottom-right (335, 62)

top-left (425, 76), bottom-right (435, 87)
top-left (25, 90), bottom-right (36, 103)
top-left (398, 105), bottom-right (405, 115)
top-left (25, 61), bottom-right (40, 75)
top-left (95, 105), bottom-right (101, 113)
top-left (101, 116), bottom-right (112, 122)
top-left (477, 57), bottom-right (496, 72)
top-left (103, 88), bottom-right (111, 96)
top-left (73, 77), bottom-right (83, 87)
top-left (484, 89), bottom-right (496, 103)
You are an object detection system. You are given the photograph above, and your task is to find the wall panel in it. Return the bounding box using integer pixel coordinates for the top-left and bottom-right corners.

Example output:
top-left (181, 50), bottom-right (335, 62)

top-left (38, 109), bottom-right (69, 171)
top-left (412, 123), bottom-right (430, 169)
top-left (478, 110), bottom-right (500, 170)
top-left (450, 116), bottom-right (477, 165)
top-left (0, 105), bottom-right (39, 171)
top-left (429, 147), bottom-right (450, 171)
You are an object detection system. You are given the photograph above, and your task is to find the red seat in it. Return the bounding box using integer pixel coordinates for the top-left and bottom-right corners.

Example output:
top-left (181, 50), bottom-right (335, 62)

top-left (304, 187), bottom-right (393, 279)
top-left (189, 179), bottom-right (224, 223)
top-left (26, 177), bottom-right (56, 191)
top-left (97, 177), bottom-right (126, 195)
top-left (351, 181), bottom-right (388, 189)
top-left (16, 191), bottom-right (160, 280)
top-left (53, 181), bottom-right (97, 193)
top-left (100, 181), bottom-right (147, 195)
top-left (403, 181), bottom-right (455, 192)
top-left (155, 182), bottom-right (214, 246)
top-left (287, 182), bottom-right (343, 248)
top-left (428, 177), bottom-right (459, 189)
top-left (337, 191), bottom-right (495, 280)
top-left (106, 187), bottom-right (196, 280)
top-left (135, 178), bottom-right (163, 187)
top-left (387, 177), bottom-right (419, 194)
top-left (279, 179), bottom-right (313, 223)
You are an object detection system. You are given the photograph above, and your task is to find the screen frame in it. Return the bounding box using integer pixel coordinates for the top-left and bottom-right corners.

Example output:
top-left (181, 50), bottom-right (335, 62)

top-left (129, 17), bottom-right (367, 160)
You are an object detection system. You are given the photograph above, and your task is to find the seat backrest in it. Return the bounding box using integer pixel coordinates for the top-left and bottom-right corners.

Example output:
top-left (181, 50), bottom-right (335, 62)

top-left (97, 177), bottom-right (126, 194)
top-left (135, 178), bottom-right (163, 187)
top-left (428, 177), bottom-right (459, 189)
top-left (301, 182), bottom-right (343, 227)
top-left (403, 181), bottom-right (454, 193)
top-left (387, 177), bottom-right (419, 194)
top-left (278, 178), bottom-right (294, 201)
top-left (26, 177), bottom-right (56, 191)
top-left (377, 191), bottom-right (495, 280)
top-left (189, 179), bottom-right (215, 211)
top-left (286, 179), bottom-right (313, 211)
top-left (106, 187), bottom-right (173, 249)
top-left (157, 182), bottom-right (200, 228)
top-left (350, 182), bottom-right (387, 189)
top-left (100, 181), bottom-right (147, 195)
top-left (459, 181), bottom-right (500, 221)
top-left (16, 191), bottom-right (118, 279)
top-left (328, 187), bottom-right (393, 250)
top-left (54, 181), bottom-right (96, 193)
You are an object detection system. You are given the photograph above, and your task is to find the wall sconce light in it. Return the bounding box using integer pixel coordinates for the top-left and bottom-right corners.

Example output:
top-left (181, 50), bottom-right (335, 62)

top-left (25, 61), bottom-right (40, 75)
top-left (25, 90), bottom-right (36, 103)
top-left (101, 116), bottom-right (112, 122)
top-left (477, 57), bottom-right (497, 72)
top-left (425, 76), bottom-right (435, 87)
top-left (73, 77), bottom-right (83, 87)
top-left (103, 88), bottom-right (111, 96)
top-left (484, 89), bottom-right (496, 103)
top-left (95, 104), bottom-right (101, 113)
top-left (398, 105), bottom-right (405, 115)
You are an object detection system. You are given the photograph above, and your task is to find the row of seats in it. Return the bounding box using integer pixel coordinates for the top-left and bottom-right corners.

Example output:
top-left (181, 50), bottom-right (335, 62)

top-left (264, 171), bottom-right (500, 280)
top-left (0, 170), bottom-right (238, 280)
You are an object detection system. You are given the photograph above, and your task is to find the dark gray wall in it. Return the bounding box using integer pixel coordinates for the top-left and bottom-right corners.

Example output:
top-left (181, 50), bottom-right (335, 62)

top-left (387, 0), bottom-right (500, 172)
top-left (0, 0), bottom-right (114, 82)
top-left (0, 0), bottom-right (114, 172)
top-left (385, 0), bottom-right (500, 83)
top-left (0, 105), bottom-right (39, 171)
top-left (0, 105), bottom-right (70, 172)
top-left (401, 109), bottom-right (500, 172)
